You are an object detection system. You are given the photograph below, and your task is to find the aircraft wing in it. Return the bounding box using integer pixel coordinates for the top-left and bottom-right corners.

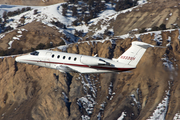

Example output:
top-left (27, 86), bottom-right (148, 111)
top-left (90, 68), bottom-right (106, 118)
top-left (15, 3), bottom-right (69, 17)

top-left (56, 65), bottom-right (79, 73)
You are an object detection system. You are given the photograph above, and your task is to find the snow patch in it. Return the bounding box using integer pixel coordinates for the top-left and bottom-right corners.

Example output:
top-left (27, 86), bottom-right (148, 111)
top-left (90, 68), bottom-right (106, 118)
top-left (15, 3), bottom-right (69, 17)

top-left (81, 115), bottom-right (90, 120)
top-left (148, 90), bottom-right (170, 120)
top-left (0, 34), bottom-right (5, 39)
top-left (77, 95), bottom-right (96, 115)
top-left (107, 82), bottom-right (115, 100)
top-left (77, 74), bottom-right (99, 117)
top-left (174, 113), bottom-right (180, 120)
top-left (13, 37), bottom-right (20, 40)
top-left (8, 28), bottom-right (25, 49)
top-left (8, 40), bottom-right (14, 49)
top-left (161, 54), bottom-right (175, 71)
top-left (62, 92), bottom-right (69, 104)
top-left (138, 0), bottom-right (148, 5)
top-left (117, 112), bottom-right (126, 120)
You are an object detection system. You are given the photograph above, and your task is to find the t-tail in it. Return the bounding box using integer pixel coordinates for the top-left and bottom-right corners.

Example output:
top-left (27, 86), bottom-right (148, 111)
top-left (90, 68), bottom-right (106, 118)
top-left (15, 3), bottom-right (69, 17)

top-left (113, 41), bottom-right (155, 67)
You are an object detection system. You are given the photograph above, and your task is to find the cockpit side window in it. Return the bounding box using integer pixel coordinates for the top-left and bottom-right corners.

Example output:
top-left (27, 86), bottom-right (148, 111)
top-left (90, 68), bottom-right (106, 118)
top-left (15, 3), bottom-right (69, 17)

top-left (30, 51), bottom-right (39, 56)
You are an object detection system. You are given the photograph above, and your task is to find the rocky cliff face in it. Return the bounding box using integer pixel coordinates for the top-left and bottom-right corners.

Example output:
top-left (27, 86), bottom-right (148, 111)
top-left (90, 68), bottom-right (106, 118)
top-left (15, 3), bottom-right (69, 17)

top-left (0, 30), bottom-right (180, 120)
top-left (86, 0), bottom-right (180, 38)
top-left (0, 0), bottom-right (64, 6)
top-left (0, 22), bottom-right (65, 51)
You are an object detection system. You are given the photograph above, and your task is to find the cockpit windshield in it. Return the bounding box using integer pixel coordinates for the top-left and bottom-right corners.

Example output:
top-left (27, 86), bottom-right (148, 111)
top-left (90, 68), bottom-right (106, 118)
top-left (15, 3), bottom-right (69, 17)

top-left (30, 51), bottom-right (39, 56)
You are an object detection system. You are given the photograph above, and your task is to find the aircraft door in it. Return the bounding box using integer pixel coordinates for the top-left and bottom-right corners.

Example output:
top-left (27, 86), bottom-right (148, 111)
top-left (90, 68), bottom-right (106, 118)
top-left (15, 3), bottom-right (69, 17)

top-left (45, 52), bottom-right (52, 67)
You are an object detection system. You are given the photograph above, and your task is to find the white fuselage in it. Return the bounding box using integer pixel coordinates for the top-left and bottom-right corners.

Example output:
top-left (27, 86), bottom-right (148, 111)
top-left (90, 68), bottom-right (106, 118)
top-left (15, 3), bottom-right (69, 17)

top-left (15, 50), bottom-right (135, 73)
top-left (15, 41), bottom-right (156, 73)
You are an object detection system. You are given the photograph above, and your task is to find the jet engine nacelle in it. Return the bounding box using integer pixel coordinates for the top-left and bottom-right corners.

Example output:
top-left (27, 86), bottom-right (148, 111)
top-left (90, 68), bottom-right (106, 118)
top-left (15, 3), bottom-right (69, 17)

top-left (80, 56), bottom-right (107, 66)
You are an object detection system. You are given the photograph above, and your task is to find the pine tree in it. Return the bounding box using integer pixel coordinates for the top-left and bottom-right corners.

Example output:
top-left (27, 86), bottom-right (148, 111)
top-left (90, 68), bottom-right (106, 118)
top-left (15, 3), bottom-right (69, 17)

top-left (62, 8), bottom-right (67, 16)
top-left (62, 3), bottom-right (68, 9)
top-left (88, 0), bottom-right (94, 7)
top-left (159, 24), bottom-right (166, 30)
top-left (34, 9), bottom-right (38, 15)
top-left (105, 0), bottom-right (110, 3)
top-left (84, 15), bottom-right (90, 24)
top-left (26, 7), bottom-right (31, 11)
top-left (72, 6), bottom-right (77, 16)
top-left (73, 20), bottom-right (78, 26)
top-left (151, 26), bottom-right (159, 31)
top-left (21, 8), bottom-right (26, 13)
top-left (68, 0), bottom-right (75, 3)
top-left (3, 11), bottom-right (7, 19)
top-left (20, 16), bottom-right (26, 25)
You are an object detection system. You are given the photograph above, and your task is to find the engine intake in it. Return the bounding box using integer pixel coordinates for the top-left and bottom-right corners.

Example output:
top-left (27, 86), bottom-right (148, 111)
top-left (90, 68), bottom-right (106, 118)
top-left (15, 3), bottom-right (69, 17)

top-left (80, 56), bottom-right (107, 66)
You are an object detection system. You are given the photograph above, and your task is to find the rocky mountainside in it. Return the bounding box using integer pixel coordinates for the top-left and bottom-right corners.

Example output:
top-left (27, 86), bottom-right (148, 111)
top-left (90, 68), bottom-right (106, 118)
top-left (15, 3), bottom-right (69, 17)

top-left (0, 30), bottom-right (180, 120)
top-left (1, 0), bottom-right (180, 38)
top-left (84, 0), bottom-right (180, 38)
top-left (1, 0), bottom-right (180, 47)
top-left (0, 22), bottom-right (66, 51)
top-left (0, 0), bottom-right (65, 6)
top-left (112, 0), bottom-right (180, 35)
top-left (1, 0), bottom-right (180, 120)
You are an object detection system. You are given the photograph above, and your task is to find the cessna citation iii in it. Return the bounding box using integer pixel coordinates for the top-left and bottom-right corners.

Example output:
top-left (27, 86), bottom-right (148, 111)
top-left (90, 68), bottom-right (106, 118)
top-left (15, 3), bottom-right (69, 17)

top-left (15, 41), bottom-right (155, 73)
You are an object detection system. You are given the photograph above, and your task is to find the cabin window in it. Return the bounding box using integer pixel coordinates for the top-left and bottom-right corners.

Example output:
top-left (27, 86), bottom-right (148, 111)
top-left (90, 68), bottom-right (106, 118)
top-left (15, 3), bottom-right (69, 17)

top-left (68, 57), bottom-right (71, 60)
top-left (74, 57), bottom-right (77, 61)
top-left (52, 54), bottom-right (54, 58)
top-left (30, 51), bottom-right (39, 56)
top-left (63, 56), bottom-right (66, 59)
top-left (57, 55), bottom-right (60, 58)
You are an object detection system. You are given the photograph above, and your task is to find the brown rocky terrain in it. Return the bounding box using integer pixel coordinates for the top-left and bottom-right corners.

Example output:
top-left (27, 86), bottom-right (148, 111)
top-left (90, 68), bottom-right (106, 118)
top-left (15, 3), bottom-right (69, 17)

top-left (0, 22), bottom-right (65, 52)
top-left (0, 30), bottom-right (180, 120)
top-left (3, 0), bottom-right (180, 40)
top-left (87, 0), bottom-right (180, 38)
top-left (0, 0), bottom-right (65, 6)
top-left (1, 0), bottom-right (180, 119)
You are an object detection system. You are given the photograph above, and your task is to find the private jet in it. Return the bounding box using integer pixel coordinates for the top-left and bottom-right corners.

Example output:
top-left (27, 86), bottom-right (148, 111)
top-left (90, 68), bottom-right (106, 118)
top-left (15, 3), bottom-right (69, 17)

top-left (15, 41), bottom-right (155, 73)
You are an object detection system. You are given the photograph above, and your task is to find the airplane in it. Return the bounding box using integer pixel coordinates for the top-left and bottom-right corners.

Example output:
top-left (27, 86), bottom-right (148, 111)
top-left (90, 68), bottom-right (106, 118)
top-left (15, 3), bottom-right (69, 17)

top-left (15, 41), bottom-right (155, 73)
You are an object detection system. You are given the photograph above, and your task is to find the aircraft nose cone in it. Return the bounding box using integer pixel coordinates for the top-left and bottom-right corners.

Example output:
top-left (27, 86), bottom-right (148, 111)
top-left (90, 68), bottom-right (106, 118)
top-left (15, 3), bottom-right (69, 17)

top-left (15, 56), bottom-right (20, 62)
top-left (15, 56), bottom-right (23, 63)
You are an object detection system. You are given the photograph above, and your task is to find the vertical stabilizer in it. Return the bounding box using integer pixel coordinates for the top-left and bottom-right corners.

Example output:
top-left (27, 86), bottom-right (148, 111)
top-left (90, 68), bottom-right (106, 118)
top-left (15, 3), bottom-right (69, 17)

top-left (113, 41), bottom-right (154, 67)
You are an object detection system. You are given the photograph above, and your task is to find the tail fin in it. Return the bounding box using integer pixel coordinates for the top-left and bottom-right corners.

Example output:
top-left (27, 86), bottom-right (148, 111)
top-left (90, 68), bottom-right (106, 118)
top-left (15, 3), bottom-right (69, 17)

top-left (113, 41), bottom-right (154, 67)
